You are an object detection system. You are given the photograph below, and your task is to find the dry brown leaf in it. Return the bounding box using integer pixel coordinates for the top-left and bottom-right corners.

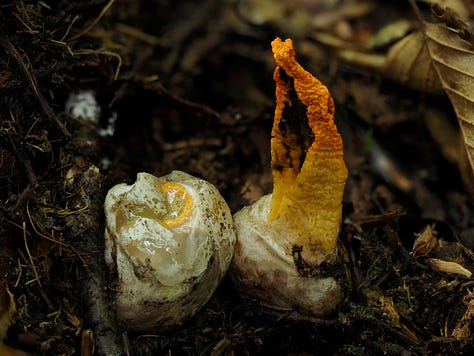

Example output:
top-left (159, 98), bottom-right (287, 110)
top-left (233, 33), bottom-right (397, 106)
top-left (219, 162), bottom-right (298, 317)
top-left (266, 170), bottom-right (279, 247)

top-left (385, 4), bottom-right (474, 195)
top-left (422, 0), bottom-right (469, 18)
top-left (426, 258), bottom-right (472, 278)
top-left (422, 21), bottom-right (474, 195)
top-left (385, 29), bottom-right (443, 94)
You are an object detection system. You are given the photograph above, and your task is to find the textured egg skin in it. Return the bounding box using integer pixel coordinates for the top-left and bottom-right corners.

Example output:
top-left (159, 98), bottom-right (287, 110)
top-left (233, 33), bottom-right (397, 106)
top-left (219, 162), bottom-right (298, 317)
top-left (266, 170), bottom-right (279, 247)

top-left (104, 171), bottom-right (236, 332)
top-left (230, 194), bottom-right (342, 317)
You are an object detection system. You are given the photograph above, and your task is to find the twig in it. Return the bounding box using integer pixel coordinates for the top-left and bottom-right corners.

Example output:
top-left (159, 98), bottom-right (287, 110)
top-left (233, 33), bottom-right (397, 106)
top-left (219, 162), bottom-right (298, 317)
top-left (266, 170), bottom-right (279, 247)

top-left (68, 0), bottom-right (116, 42)
top-left (21, 221), bottom-right (41, 288)
top-left (0, 38), bottom-right (71, 137)
top-left (65, 167), bottom-right (124, 356)
top-left (73, 48), bottom-right (122, 81)
top-left (142, 80), bottom-right (221, 121)
top-left (7, 133), bottom-right (37, 189)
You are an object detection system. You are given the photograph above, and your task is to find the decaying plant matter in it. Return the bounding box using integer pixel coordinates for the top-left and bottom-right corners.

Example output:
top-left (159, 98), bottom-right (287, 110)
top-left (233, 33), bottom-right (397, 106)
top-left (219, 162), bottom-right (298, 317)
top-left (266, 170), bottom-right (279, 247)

top-left (385, 1), bottom-right (474, 196)
top-left (1, 1), bottom-right (474, 355)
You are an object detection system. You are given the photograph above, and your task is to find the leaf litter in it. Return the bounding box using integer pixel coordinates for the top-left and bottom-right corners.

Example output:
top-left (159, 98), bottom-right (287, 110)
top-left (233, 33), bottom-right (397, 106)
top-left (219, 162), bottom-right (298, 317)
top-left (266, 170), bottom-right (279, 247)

top-left (0, 0), bottom-right (474, 355)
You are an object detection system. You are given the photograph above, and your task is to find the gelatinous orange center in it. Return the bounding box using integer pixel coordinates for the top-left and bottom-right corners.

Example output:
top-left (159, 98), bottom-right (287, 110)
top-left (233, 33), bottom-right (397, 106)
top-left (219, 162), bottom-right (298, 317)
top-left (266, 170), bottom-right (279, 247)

top-left (159, 182), bottom-right (193, 228)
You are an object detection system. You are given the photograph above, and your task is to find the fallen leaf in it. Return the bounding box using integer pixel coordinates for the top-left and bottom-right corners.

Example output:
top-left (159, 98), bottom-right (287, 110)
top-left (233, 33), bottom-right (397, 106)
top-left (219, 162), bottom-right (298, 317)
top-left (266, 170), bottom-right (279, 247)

top-left (422, 0), bottom-right (469, 19)
top-left (385, 29), bottom-right (443, 94)
top-left (385, 3), bottom-right (474, 196)
top-left (422, 20), bottom-right (474, 197)
top-left (426, 258), bottom-right (472, 278)
top-left (412, 225), bottom-right (438, 257)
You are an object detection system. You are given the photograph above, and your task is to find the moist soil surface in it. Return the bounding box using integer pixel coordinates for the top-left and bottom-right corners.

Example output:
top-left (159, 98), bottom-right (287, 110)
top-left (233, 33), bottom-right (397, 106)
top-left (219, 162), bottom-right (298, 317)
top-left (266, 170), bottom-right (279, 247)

top-left (1, 1), bottom-right (473, 355)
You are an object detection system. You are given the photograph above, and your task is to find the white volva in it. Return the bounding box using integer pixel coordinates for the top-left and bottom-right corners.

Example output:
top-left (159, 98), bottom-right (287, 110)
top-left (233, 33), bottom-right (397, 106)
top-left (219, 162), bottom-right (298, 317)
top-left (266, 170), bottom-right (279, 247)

top-left (231, 195), bottom-right (342, 317)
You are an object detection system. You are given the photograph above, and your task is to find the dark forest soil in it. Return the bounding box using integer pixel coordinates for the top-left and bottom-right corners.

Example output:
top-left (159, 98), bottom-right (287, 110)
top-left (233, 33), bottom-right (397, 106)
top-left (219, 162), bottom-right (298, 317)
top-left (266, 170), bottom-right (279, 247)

top-left (1, 1), bottom-right (473, 355)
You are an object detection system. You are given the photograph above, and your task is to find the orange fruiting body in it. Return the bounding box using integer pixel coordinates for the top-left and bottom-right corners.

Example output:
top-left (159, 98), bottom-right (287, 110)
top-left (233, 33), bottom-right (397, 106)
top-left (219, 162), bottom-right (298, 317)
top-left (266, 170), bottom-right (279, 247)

top-left (230, 38), bottom-right (348, 317)
top-left (269, 37), bottom-right (347, 264)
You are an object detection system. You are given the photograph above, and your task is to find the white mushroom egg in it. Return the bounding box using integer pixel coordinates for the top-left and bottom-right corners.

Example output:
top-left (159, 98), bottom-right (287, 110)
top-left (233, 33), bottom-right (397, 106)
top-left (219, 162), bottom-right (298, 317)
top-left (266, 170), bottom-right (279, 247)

top-left (104, 171), bottom-right (235, 332)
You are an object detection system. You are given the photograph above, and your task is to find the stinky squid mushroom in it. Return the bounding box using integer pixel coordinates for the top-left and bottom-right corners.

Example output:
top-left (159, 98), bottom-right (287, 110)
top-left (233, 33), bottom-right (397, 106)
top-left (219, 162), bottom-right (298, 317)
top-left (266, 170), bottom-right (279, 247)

top-left (104, 171), bottom-right (236, 332)
top-left (230, 38), bottom-right (348, 317)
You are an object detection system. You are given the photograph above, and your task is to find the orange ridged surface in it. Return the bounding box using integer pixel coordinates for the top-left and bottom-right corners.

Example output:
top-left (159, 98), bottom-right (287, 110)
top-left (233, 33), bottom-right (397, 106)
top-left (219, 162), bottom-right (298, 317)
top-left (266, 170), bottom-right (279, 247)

top-left (269, 38), bottom-right (347, 261)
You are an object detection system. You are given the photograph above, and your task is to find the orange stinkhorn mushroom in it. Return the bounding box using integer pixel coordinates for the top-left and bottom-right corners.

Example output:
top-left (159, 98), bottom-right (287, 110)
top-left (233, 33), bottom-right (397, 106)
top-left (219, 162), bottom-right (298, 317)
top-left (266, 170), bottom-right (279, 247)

top-left (230, 38), bottom-right (348, 316)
